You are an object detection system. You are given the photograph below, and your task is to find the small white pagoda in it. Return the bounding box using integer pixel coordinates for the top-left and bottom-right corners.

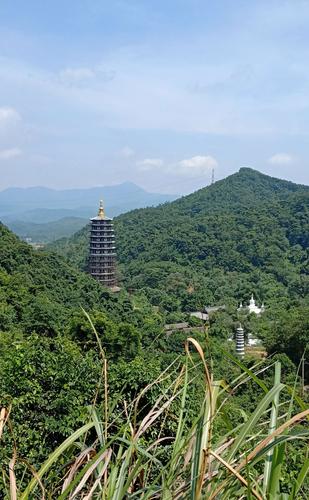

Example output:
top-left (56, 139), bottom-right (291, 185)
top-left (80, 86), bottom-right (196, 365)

top-left (238, 295), bottom-right (265, 316)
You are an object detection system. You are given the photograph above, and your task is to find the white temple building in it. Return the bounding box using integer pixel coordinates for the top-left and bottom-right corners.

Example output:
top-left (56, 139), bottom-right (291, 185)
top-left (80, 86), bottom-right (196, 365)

top-left (238, 295), bottom-right (265, 315)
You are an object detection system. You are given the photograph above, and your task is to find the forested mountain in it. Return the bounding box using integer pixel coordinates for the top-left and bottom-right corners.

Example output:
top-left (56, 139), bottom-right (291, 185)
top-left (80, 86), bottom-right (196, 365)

top-left (0, 222), bottom-right (145, 335)
top-left (52, 168), bottom-right (309, 311)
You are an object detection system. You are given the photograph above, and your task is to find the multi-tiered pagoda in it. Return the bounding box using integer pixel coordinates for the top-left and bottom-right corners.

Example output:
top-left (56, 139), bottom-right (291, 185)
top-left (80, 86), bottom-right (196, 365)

top-left (88, 201), bottom-right (117, 288)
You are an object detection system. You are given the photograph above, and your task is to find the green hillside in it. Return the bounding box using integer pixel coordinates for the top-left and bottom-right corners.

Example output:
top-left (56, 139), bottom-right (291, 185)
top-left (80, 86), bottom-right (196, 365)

top-left (0, 222), bottom-right (144, 335)
top-left (51, 168), bottom-right (309, 310)
top-left (0, 182), bottom-right (176, 222)
top-left (6, 216), bottom-right (88, 243)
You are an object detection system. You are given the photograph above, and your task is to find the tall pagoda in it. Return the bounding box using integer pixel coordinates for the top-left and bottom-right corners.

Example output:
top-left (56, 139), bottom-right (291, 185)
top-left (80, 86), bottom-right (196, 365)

top-left (88, 200), bottom-right (117, 287)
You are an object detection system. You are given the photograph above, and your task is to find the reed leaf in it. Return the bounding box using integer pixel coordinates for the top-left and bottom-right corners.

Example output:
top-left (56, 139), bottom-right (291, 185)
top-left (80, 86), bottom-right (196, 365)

top-left (288, 456), bottom-right (309, 499)
top-left (20, 421), bottom-right (94, 499)
top-left (227, 383), bottom-right (285, 462)
top-left (263, 361), bottom-right (282, 496)
top-left (223, 351), bottom-right (269, 394)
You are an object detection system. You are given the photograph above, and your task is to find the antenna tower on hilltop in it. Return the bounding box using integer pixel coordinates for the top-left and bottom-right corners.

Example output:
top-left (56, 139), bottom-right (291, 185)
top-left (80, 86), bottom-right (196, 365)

top-left (211, 167), bottom-right (215, 185)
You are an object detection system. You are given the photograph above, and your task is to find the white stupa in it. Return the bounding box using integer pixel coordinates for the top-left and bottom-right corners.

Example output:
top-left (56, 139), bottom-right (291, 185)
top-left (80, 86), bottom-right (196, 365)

top-left (238, 295), bottom-right (265, 315)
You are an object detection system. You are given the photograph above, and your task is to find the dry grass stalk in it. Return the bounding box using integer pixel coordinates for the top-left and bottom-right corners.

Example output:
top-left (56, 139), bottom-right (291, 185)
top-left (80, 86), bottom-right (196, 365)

top-left (9, 449), bottom-right (17, 500)
top-left (0, 407), bottom-right (10, 440)
top-left (209, 450), bottom-right (263, 500)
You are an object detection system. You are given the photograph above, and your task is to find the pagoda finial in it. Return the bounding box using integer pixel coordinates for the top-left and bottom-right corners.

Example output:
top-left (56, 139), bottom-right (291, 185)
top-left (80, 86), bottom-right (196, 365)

top-left (98, 199), bottom-right (105, 219)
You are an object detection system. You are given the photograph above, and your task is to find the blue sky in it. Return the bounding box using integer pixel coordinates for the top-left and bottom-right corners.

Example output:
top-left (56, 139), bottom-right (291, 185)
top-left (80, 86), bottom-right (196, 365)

top-left (0, 0), bottom-right (308, 194)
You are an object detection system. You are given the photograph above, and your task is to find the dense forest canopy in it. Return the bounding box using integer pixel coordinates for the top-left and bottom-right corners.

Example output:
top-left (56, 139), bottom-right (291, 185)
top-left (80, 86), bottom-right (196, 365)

top-left (51, 168), bottom-right (309, 310)
top-left (48, 167), bottom-right (309, 376)
top-left (0, 222), bottom-right (137, 334)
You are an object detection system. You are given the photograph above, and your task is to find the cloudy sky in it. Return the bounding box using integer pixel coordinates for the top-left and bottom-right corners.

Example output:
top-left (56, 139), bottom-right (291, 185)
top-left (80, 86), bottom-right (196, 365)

top-left (0, 0), bottom-right (308, 194)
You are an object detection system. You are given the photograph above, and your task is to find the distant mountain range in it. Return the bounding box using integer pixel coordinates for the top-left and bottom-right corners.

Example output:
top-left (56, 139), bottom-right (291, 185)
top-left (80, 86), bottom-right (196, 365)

top-left (0, 182), bottom-right (177, 242)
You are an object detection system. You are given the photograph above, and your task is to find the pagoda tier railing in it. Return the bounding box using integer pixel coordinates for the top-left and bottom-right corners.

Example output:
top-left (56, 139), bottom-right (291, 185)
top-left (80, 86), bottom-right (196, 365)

top-left (90, 239), bottom-right (115, 242)
top-left (90, 244), bottom-right (116, 248)
top-left (89, 253), bottom-right (116, 257)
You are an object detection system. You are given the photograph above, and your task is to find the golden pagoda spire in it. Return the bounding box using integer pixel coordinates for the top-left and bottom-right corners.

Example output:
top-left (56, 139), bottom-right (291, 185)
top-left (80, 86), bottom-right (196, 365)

top-left (98, 199), bottom-right (105, 219)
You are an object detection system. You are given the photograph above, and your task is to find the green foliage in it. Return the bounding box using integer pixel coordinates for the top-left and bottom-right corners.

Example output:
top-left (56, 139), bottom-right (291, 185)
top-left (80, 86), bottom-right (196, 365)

top-left (251, 305), bottom-right (309, 380)
top-left (68, 310), bottom-right (141, 360)
top-left (51, 168), bottom-right (309, 312)
top-left (0, 334), bottom-right (101, 465)
top-left (7, 216), bottom-right (88, 244)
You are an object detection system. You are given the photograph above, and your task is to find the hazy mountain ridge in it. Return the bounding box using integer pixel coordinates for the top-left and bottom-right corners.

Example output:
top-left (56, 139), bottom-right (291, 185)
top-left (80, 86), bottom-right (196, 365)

top-left (0, 181), bottom-right (177, 242)
top-left (0, 182), bottom-right (176, 218)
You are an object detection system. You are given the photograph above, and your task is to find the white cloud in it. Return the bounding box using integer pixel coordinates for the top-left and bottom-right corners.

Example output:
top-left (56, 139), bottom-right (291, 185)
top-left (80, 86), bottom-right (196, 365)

top-left (0, 107), bottom-right (21, 127)
top-left (268, 153), bottom-right (294, 165)
top-left (173, 155), bottom-right (218, 176)
top-left (0, 147), bottom-right (22, 160)
top-left (137, 158), bottom-right (164, 171)
top-left (119, 146), bottom-right (135, 158)
top-left (136, 154), bottom-right (218, 178)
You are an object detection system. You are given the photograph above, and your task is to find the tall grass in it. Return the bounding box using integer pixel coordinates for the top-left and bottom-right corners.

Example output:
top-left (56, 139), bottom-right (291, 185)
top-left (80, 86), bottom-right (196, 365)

top-left (1, 331), bottom-right (308, 499)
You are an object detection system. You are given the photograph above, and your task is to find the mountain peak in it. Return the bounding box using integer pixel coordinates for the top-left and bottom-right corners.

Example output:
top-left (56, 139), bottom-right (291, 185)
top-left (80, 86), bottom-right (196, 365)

top-left (161, 167), bottom-right (309, 219)
top-left (236, 167), bottom-right (306, 189)
top-left (238, 166), bottom-right (257, 173)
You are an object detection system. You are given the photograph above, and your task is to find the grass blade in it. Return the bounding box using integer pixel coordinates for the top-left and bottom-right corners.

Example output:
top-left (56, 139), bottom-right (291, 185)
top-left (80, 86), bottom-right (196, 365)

top-left (223, 351), bottom-right (269, 394)
top-left (228, 383), bottom-right (284, 462)
top-left (20, 421), bottom-right (94, 499)
top-left (263, 361), bottom-right (282, 496)
top-left (288, 456), bottom-right (309, 499)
